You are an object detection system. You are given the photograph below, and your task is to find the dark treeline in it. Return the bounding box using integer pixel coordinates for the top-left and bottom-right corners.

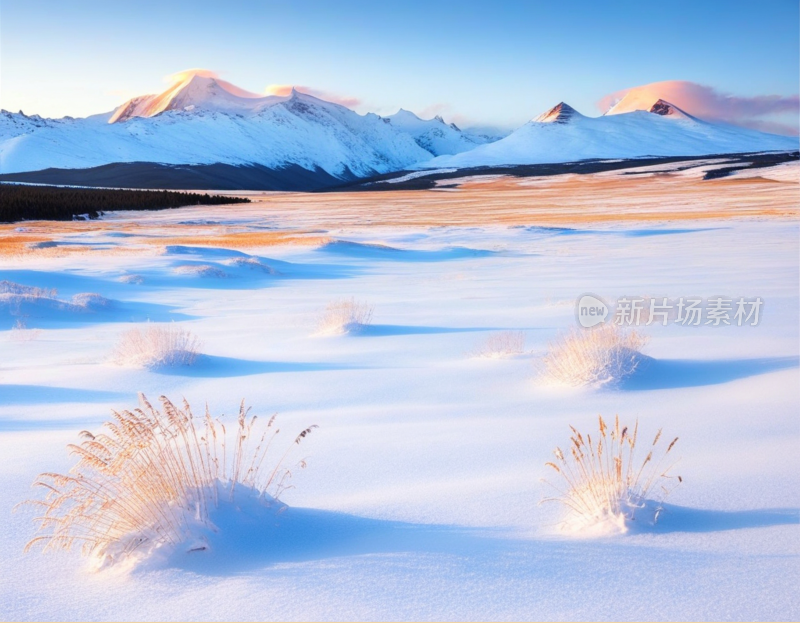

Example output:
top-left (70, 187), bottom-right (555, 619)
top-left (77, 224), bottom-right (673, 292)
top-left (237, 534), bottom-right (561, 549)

top-left (0, 184), bottom-right (250, 223)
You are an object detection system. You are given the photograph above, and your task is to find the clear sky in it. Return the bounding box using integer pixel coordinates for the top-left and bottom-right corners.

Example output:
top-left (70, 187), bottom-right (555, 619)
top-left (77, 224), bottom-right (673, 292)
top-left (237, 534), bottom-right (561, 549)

top-left (1, 0), bottom-right (798, 133)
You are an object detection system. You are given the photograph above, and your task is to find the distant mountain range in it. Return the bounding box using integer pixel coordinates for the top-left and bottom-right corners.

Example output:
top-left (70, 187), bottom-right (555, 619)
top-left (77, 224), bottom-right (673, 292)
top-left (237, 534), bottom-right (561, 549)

top-left (421, 98), bottom-right (796, 169)
top-left (0, 73), bottom-right (796, 190)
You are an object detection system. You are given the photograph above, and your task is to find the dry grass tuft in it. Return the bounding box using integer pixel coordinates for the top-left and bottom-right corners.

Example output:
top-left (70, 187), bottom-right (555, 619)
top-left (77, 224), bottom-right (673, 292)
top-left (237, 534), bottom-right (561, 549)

top-left (540, 324), bottom-right (648, 387)
top-left (9, 318), bottom-right (42, 342)
top-left (113, 324), bottom-right (201, 369)
top-left (317, 297), bottom-right (374, 335)
top-left (0, 280), bottom-right (57, 299)
top-left (223, 256), bottom-right (278, 274)
top-left (19, 394), bottom-right (317, 567)
top-left (473, 331), bottom-right (526, 358)
top-left (119, 274), bottom-right (144, 285)
top-left (173, 264), bottom-right (227, 278)
top-left (71, 293), bottom-right (111, 310)
top-left (543, 415), bottom-right (681, 533)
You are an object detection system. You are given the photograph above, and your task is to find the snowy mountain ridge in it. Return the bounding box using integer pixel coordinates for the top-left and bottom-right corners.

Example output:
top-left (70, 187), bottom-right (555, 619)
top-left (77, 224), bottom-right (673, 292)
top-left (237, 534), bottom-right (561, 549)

top-left (420, 98), bottom-right (796, 169)
top-left (0, 73), bottom-right (796, 189)
top-left (0, 74), bottom-right (491, 184)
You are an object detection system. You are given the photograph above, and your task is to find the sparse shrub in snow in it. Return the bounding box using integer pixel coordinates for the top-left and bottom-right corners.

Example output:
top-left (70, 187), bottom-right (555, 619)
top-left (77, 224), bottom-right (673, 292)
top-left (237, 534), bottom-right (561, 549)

top-left (71, 293), bottom-right (111, 310)
top-left (113, 324), bottom-right (201, 368)
top-left (173, 264), bottom-right (227, 278)
top-left (20, 394), bottom-right (317, 567)
top-left (224, 257), bottom-right (277, 274)
top-left (317, 297), bottom-right (373, 335)
top-left (0, 281), bottom-right (112, 315)
top-left (119, 274), bottom-right (144, 285)
top-left (0, 280), bottom-right (57, 299)
top-left (540, 324), bottom-right (648, 387)
top-left (473, 330), bottom-right (526, 358)
top-left (543, 415), bottom-right (681, 535)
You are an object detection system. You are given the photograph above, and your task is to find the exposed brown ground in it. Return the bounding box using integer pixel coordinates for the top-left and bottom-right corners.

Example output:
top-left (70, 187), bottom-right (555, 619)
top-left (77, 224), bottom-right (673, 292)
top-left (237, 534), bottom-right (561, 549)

top-left (1, 168), bottom-right (796, 256)
top-left (239, 172), bottom-right (798, 229)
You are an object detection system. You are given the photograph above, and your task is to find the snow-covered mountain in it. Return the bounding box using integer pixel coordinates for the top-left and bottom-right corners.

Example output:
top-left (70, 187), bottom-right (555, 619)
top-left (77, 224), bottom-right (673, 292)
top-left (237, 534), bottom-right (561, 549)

top-left (108, 72), bottom-right (281, 123)
top-left (0, 73), bottom-right (796, 189)
top-left (381, 109), bottom-right (490, 156)
top-left (419, 98), bottom-right (797, 169)
top-left (0, 74), bottom-right (439, 182)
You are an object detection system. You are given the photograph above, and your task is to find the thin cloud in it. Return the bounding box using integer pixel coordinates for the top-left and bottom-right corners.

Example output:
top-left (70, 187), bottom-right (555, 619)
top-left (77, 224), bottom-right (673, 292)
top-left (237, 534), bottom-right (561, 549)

top-left (265, 84), bottom-right (362, 109)
top-left (597, 80), bottom-right (799, 136)
top-left (418, 102), bottom-right (452, 119)
top-left (164, 68), bottom-right (220, 84)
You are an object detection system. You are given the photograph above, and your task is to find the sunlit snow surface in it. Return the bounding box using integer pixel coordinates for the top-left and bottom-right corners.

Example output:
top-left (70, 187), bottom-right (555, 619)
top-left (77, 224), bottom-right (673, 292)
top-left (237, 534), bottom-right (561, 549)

top-left (1, 182), bottom-right (798, 620)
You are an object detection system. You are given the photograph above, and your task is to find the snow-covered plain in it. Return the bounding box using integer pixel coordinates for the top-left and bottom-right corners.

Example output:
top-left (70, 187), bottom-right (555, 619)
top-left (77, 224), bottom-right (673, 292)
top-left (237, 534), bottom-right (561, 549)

top-left (1, 169), bottom-right (798, 620)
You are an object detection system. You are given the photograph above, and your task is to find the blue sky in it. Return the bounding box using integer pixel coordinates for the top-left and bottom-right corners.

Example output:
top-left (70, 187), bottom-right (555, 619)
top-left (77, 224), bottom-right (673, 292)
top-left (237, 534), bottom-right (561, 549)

top-left (1, 0), bottom-right (797, 132)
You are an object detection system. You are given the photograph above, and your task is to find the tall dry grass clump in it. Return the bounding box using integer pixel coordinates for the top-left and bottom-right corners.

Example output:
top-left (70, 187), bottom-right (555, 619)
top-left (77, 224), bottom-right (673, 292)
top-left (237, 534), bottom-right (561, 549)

top-left (113, 323), bottom-right (201, 368)
top-left (543, 415), bottom-right (681, 533)
top-left (541, 324), bottom-right (648, 387)
top-left (473, 330), bottom-right (526, 358)
top-left (20, 394), bottom-right (317, 567)
top-left (317, 297), bottom-right (373, 335)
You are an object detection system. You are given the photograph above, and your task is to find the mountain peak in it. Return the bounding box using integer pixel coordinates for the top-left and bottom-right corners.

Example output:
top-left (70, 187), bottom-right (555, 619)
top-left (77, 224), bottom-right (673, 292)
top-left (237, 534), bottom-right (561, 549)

top-left (605, 92), bottom-right (695, 120)
top-left (533, 102), bottom-right (580, 124)
top-left (647, 98), bottom-right (696, 120)
top-left (391, 108), bottom-right (421, 120)
top-left (109, 71), bottom-right (272, 123)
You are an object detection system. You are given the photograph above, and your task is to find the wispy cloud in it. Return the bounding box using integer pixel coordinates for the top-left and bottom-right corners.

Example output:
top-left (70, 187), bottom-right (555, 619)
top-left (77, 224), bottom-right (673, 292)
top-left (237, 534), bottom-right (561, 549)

top-left (264, 84), bottom-right (362, 109)
top-left (164, 68), bottom-right (220, 84)
top-left (597, 80), bottom-right (799, 136)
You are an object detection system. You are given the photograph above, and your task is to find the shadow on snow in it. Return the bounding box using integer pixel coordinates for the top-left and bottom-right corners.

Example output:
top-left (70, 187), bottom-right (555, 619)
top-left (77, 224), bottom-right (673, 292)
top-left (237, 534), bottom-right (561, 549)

top-left (647, 504), bottom-right (799, 534)
top-left (154, 355), bottom-right (366, 378)
top-left (160, 501), bottom-right (799, 576)
top-left (620, 356), bottom-right (798, 390)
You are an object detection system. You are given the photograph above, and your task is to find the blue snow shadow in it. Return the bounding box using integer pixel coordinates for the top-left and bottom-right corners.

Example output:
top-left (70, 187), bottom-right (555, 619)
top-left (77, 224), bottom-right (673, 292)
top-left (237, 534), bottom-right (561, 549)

top-left (0, 298), bottom-right (193, 330)
top-left (1, 269), bottom-right (132, 298)
top-left (0, 384), bottom-right (124, 406)
top-left (517, 226), bottom-right (726, 238)
top-left (162, 500), bottom-right (799, 576)
top-left (647, 504), bottom-right (799, 534)
top-left (318, 240), bottom-right (498, 262)
top-left (163, 504), bottom-right (510, 576)
top-left (620, 356), bottom-right (798, 390)
top-left (155, 355), bottom-right (364, 378)
top-left (356, 324), bottom-right (506, 337)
